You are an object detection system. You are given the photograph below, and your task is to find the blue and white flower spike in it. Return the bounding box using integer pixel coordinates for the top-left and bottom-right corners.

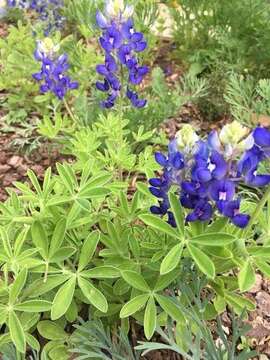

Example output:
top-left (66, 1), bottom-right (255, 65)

top-left (149, 122), bottom-right (270, 229)
top-left (95, 0), bottom-right (148, 109)
top-left (32, 38), bottom-right (78, 100)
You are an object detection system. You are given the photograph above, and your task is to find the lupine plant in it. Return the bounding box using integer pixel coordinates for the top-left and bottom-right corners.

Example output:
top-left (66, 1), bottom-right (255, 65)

top-left (1, 0), bottom-right (270, 359)
top-left (7, 0), bottom-right (64, 35)
top-left (32, 38), bottom-right (79, 100)
top-left (149, 122), bottom-right (270, 228)
top-left (95, 0), bottom-right (148, 108)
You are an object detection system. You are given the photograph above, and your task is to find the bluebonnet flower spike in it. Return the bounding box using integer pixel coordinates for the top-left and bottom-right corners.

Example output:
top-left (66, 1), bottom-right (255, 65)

top-left (32, 38), bottom-right (78, 100)
top-left (95, 0), bottom-right (148, 109)
top-left (149, 123), bottom-right (270, 228)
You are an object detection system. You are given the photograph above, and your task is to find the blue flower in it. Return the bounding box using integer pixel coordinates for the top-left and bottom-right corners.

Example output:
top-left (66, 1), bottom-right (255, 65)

top-left (32, 45), bottom-right (78, 100)
top-left (186, 200), bottom-right (213, 222)
top-left (8, 0), bottom-right (64, 35)
top-left (126, 88), bottom-right (146, 108)
top-left (218, 199), bottom-right (250, 228)
top-left (148, 124), bottom-right (270, 229)
top-left (95, 1), bottom-right (148, 109)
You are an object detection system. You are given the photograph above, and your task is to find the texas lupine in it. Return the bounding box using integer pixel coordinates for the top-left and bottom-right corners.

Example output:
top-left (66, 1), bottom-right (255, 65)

top-left (95, 0), bottom-right (148, 109)
top-left (7, 0), bottom-right (64, 35)
top-left (149, 122), bottom-right (270, 228)
top-left (32, 38), bottom-right (78, 100)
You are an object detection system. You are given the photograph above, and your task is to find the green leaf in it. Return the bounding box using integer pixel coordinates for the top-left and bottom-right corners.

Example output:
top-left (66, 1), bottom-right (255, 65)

top-left (27, 170), bottom-right (42, 196)
top-left (31, 221), bottom-right (48, 259)
top-left (78, 276), bottom-right (108, 313)
top-left (49, 218), bottom-right (67, 257)
top-left (154, 270), bottom-right (179, 291)
top-left (160, 243), bottom-right (183, 275)
top-left (14, 226), bottom-right (30, 257)
top-left (14, 300), bottom-right (52, 313)
top-left (206, 218), bottom-right (228, 233)
top-left (168, 193), bottom-right (184, 236)
top-left (9, 311), bottom-right (26, 354)
top-left (121, 271), bottom-right (150, 292)
top-left (190, 233), bottom-right (235, 247)
top-left (139, 214), bottom-right (179, 239)
top-left (155, 294), bottom-right (185, 323)
top-left (78, 187), bottom-right (111, 199)
top-left (187, 244), bottom-right (215, 279)
top-left (49, 344), bottom-right (69, 360)
top-left (226, 293), bottom-right (256, 314)
top-left (78, 231), bottom-right (100, 271)
top-left (248, 246), bottom-right (270, 257)
top-left (37, 320), bottom-right (67, 340)
top-left (50, 247), bottom-right (76, 263)
top-left (144, 297), bottom-right (156, 340)
top-left (56, 164), bottom-right (75, 194)
top-left (26, 333), bottom-right (40, 352)
top-left (25, 275), bottom-right (70, 298)
top-left (0, 227), bottom-right (12, 257)
top-left (255, 259), bottom-right (270, 277)
top-left (238, 261), bottom-right (256, 292)
top-left (9, 268), bottom-right (28, 304)
top-left (81, 266), bottom-right (120, 279)
top-left (51, 277), bottom-right (76, 320)
top-left (120, 294), bottom-right (149, 318)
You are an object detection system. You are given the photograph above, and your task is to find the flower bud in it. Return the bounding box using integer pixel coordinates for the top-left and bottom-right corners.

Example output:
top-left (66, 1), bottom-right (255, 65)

top-left (176, 124), bottom-right (199, 152)
top-left (37, 38), bottom-right (59, 58)
top-left (105, 0), bottom-right (133, 19)
top-left (220, 121), bottom-right (249, 147)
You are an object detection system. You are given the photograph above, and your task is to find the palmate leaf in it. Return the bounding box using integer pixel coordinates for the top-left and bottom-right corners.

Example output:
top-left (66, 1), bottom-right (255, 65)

top-left (190, 233), bottom-right (235, 247)
top-left (8, 311), bottom-right (26, 354)
top-left (168, 193), bottom-right (185, 236)
top-left (121, 271), bottom-right (150, 292)
top-left (187, 244), bottom-right (215, 279)
top-left (51, 276), bottom-right (76, 320)
top-left (139, 214), bottom-right (179, 239)
top-left (78, 276), bottom-right (108, 313)
top-left (144, 297), bottom-right (157, 340)
top-left (160, 243), bottom-right (183, 275)
top-left (238, 261), bottom-right (256, 292)
top-left (49, 218), bottom-right (67, 257)
top-left (78, 231), bottom-right (100, 271)
top-left (37, 320), bottom-right (68, 341)
top-left (120, 294), bottom-right (149, 318)
top-left (14, 300), bottom-right (52, 313)
top-left (155, 294), bottom-right (185, 323)
top-left (9, 268), bottom-right (28, 305)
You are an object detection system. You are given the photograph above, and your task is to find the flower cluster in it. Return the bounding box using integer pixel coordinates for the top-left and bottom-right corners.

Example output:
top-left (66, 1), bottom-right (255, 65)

top-left (149, 122), bottom-right (270, 228)
top-left (7, 0), bottom-right (64, 35)
top-left (32, 38), bottom-right (78, 100)
top-left (95, 0), bottom-right (148, 109)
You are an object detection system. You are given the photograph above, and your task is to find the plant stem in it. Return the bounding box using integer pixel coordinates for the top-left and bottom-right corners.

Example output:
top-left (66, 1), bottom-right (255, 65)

top-left (63, 98), bottom-right (77, 123)
top-left (243, 185), bottom-right (270, 237)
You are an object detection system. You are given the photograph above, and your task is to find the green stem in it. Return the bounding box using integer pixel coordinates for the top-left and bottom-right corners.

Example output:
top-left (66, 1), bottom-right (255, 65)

top-left (63, 98), bottom-right (77, 123)
top-left (243, 185), bottom-right (270, 238)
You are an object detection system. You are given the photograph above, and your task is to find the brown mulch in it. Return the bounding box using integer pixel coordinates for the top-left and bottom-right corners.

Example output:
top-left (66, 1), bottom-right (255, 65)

top-left (0, 129), bottom-right (72, 201)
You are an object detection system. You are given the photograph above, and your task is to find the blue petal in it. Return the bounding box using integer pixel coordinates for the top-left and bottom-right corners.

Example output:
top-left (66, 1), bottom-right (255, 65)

top-left (253, 127), bottom-right (270, 147)
top-left (149, 178), bottom-right (163, 187)
top-left (155, 152), bottom-right (167, 166)
top-left (231, 214), bottom-right (250, 228)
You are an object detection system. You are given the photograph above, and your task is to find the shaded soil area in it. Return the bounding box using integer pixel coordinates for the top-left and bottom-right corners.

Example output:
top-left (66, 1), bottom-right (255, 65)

top-left (0, 128), bottom-right (72, 201)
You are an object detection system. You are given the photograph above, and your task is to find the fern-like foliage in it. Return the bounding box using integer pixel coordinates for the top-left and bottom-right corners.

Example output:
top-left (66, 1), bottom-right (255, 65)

top-left (71, 319), bottom-right (141, 360)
